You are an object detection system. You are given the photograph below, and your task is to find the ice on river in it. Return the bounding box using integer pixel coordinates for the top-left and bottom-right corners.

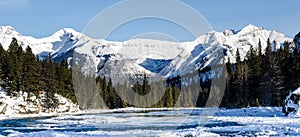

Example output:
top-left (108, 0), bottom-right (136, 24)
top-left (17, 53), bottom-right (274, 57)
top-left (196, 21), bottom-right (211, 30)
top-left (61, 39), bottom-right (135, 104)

top-left (0, 107), bottom-right (299, 137)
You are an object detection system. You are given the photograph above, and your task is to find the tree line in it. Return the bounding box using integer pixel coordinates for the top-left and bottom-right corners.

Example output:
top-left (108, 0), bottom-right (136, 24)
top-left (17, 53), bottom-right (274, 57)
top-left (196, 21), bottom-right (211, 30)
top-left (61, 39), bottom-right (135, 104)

top-left (93, 38), bottom-right (300, 109)
top-left (61, 35), bottom-right (300, 109)
top-left (2, 37), bottom-right (299, 110)
top-left (94, 71), bottom-right (214, 109)
top-left (95, 74), bottom-right (182, 108)
top-left (0, 38), bottom-right (76, 109)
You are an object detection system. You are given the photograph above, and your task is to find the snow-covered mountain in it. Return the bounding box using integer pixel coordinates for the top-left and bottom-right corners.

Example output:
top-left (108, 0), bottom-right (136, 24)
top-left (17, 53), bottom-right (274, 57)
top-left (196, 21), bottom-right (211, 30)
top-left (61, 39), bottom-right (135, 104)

top-left (0, 24), bottom-right (293, 81)
top-left (0, 26), bottom-right (84, 59)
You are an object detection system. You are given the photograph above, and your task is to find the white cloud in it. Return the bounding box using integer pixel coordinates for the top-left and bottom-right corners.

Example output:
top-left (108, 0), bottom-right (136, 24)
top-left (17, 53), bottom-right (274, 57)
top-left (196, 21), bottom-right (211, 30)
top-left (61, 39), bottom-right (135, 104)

top-left (0, 0), bottom-right (30, 9)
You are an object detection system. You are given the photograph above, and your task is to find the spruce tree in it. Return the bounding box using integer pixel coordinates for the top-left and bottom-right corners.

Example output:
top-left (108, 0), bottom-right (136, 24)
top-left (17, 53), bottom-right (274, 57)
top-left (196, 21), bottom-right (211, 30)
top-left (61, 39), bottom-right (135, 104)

top-left (132, 81), bottom-right (142, 95)
top-left (141, 74), bottom-right (151, 95)
top-left (258, 39), bottom-right (262, 57)
top-left (236, 49), bottom-right (241, 77)
top-left (41, 54), bottom-right (58, 109)
top-left (7, 38), bottom-right (24, 95)
top-left (0, 44), bottom-right (8, 87)
top-left (106, 78), bottom-right (115, 108)
top-left (22, 46), bottom-right (41, 99)
top-left (164, 86), bottom-right (173, 107)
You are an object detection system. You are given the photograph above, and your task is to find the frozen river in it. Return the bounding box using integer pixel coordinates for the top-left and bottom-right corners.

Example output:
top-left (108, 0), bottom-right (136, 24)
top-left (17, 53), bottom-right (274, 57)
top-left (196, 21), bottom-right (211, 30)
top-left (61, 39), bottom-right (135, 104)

top-left (0, 107), bottom-right (299, 137)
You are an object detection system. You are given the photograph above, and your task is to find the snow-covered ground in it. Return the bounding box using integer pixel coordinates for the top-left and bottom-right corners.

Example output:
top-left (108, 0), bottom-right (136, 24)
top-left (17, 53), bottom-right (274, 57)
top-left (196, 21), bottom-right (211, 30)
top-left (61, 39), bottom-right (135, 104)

top-left (0, 107), bottom-right (298, 137)
top-left (0, 87), bottom-right (79, 118)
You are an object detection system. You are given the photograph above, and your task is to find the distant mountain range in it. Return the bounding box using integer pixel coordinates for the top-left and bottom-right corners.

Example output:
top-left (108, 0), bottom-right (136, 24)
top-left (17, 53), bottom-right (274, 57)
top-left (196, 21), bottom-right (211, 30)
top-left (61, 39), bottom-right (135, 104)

top-left (0, 24), bottom-right (294, 81)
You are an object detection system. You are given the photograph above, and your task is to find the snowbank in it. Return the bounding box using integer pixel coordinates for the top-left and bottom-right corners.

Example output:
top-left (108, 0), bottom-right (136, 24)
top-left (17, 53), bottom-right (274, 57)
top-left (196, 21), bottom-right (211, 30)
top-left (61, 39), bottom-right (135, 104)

top-left (0, 87), bottom-right (79, 118)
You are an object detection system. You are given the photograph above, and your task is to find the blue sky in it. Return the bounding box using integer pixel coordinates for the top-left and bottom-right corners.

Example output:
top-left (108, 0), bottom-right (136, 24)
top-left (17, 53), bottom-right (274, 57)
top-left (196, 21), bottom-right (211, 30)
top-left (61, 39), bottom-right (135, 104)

top-left (0, 0), bottom-right (299, 41)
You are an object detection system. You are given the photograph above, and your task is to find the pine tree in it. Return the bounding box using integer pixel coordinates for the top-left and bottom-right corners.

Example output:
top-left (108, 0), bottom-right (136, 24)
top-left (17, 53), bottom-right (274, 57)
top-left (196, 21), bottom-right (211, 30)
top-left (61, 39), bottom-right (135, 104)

top-left (164, 86), bottom-right (173, 107)
top-left (132, 81), bottom-right (142, 95)
top-left (246, 44), bottom-right (262, 106)
top-left (0, 44), bottom-right (8, 86)
top-left (172, 85), bottom-right (180, 106)
top-left (41, 54), bottom-right (58, 109)
top-left (141, 74), bottom-right (150, 95)
top-left (258, 39), bottom-right (262, 57)
top-left (7, 38), bottom-right (24, 95)
top-left (107, 78), bottom-right (116, 108)
top-left (16, 45), bottom-right (24, 93)
top-left (22, 46), bottom-right (41, 99)
top-left (101, 76), bottom-right (108, 105)
top-left (265, 38), bottom-right (272, 61)
top-left (236, 49), bottom-right (241, 77)
top-left (234, 49), bottom-right (248, 107)
top-left (54, 59), bottom-right (76, 103)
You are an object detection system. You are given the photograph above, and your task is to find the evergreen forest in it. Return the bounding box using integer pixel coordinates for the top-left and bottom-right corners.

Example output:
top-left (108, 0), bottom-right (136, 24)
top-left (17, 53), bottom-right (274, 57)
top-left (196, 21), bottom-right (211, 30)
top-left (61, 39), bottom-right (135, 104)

top-left (1, 37), bottom-right (300, 109)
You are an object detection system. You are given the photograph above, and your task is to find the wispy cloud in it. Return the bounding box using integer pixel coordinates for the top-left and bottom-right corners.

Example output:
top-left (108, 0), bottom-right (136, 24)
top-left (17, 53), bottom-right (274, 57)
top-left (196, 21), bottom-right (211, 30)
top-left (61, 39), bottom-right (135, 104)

top-left (0, 0), bottom-right (30, 9)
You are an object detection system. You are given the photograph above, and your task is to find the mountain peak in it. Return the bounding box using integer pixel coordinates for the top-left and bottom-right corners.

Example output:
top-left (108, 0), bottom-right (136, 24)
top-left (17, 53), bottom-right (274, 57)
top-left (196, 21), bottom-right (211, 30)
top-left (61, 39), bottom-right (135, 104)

top-left (238, 24), bottom-right (261, 34)
top-left (51, 28), bottom-right (82, 38)
top-left (0, 26), bottom-right (15, 31)
top-left (244, 24), bottom-right (260, 30)
top-left (0, 26), bottom-right (22, 37)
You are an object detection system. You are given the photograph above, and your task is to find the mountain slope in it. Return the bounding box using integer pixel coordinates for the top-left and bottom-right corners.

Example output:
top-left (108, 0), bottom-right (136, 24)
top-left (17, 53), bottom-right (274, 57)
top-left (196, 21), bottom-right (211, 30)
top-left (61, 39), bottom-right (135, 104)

top-left (0, 25), bottom-right (293, 81)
